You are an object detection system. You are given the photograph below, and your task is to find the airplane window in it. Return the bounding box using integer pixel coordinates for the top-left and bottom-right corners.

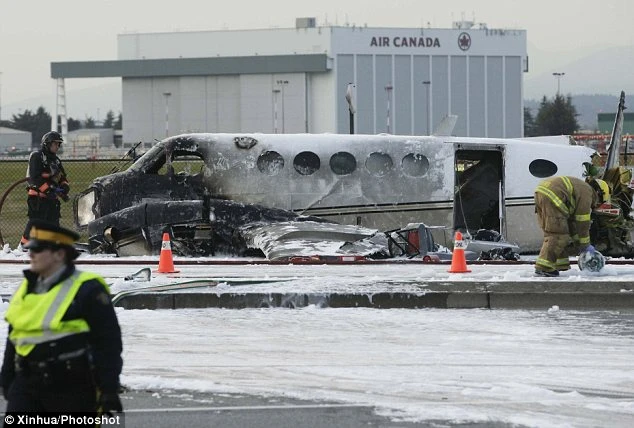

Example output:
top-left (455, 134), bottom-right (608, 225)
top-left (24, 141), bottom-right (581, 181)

top-left (330, 152), bottom-right (357, 175)
top-left (293, 151), bottom-right (320, 175)
top-left (529, 159), bottom-right (558, 178)
top-left (257, 151), bottom-right (285, 175)
top-left (157, 153), bottom-right (204, 176)
top-left (402, 153), bottom-right (429, 177)
top-left (366, 152), bottom-right (393, 177)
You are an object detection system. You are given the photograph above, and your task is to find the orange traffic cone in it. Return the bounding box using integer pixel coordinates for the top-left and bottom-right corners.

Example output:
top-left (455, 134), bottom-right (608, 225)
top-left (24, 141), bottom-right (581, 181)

top-left (156, 232), bottom-right (180, 273)
top-left (448, 231), bottom-right (471, 273)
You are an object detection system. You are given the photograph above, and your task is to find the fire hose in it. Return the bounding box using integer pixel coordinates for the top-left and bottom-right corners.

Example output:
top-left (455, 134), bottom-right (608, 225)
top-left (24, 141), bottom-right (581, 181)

top-left (0, 177), bottom-right (28, 247)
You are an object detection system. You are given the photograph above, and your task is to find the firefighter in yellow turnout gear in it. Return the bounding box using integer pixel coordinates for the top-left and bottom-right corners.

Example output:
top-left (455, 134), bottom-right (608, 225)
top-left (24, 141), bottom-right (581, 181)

top-left (534, 176), bottom-right (605, 277)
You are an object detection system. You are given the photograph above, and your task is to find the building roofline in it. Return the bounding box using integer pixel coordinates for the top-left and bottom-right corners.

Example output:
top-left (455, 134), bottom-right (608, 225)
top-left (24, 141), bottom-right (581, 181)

top-left (116, 25), bottom-right (525, 37)
top-left (51, 54), bottom-right (330, 79)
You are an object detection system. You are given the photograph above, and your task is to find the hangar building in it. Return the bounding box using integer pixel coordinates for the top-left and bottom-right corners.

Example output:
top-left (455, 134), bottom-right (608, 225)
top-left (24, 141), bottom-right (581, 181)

top-left (51, 19), bottom-right (527, 144)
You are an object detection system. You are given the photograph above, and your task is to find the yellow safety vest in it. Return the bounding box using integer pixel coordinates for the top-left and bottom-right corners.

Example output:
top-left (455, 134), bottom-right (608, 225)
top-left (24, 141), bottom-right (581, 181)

top-left (5, 270), bottom-right (109, 357)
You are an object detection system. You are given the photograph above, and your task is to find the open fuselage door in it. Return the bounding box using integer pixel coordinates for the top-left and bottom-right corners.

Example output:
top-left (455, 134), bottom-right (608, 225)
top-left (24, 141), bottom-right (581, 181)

top-left (453, 145), bottom-right (506, 239)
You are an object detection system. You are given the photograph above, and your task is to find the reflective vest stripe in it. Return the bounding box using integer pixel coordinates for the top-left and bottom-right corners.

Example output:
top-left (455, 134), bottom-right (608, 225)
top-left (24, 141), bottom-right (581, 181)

top-left (535, 257), bottom-right (556, 270)
top-left (578, 236), bottom-right (590, 244)
top-left (575, 213), bottom-right (591, 222)
top-left (560, 177), bottom-right (577, 213)
top-left (535, 185), bottom-right (569, 215)
top-left (14, 274), bottom-right (87, 347)
top-left (15, 331), bottom-right (79, 346)
top-left (556, 258), bottom-right (570, 267)
top-left (43, 274), bottom-right (75, 329)
top-left (561, 176), bottom-right (573, 193)
top-left (6, 271), bottom-right (95, 356)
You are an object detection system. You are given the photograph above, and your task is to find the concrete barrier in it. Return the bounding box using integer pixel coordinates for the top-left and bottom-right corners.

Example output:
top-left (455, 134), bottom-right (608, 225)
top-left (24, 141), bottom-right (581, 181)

top-left (113, 280), bottom-right (634, 310)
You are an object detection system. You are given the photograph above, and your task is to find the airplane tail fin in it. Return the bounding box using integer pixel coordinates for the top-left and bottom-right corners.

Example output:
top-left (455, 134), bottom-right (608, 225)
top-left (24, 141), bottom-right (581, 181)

top-left (604, 91), bottom-right (626, 172)
top-left (432, 115), bottom-right (458, 136)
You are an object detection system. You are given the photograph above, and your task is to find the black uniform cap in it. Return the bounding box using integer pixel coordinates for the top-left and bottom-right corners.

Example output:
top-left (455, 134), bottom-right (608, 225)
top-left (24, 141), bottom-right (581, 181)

top-left (25, 221), bottom-right (80, 259)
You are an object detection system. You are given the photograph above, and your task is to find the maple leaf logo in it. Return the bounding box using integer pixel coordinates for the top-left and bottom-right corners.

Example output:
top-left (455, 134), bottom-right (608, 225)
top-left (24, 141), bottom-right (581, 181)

top-left (458, 32), bottom-right (471, 51)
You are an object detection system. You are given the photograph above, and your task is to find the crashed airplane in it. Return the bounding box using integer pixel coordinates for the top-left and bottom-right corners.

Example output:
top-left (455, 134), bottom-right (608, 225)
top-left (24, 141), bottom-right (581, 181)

top-left (73, 124), bottom-right (614, 260)
top-left (587, 91), bottom-right (634, 257)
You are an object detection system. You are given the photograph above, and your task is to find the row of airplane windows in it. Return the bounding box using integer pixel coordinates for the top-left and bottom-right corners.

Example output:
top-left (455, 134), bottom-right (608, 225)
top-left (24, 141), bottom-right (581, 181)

top-left (255, 150), bottom-right (431, 177)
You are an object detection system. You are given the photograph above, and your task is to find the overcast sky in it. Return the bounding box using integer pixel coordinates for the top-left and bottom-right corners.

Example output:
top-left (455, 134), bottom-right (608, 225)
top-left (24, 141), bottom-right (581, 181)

top-left (1, 0), bottom-right (632, 120)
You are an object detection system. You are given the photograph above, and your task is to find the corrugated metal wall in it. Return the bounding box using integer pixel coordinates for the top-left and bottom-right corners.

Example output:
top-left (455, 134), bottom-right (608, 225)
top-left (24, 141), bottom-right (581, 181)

top-left (123, 74), bottom-right (309, 142)
top-left (335, 53), bottom-right (523, 137)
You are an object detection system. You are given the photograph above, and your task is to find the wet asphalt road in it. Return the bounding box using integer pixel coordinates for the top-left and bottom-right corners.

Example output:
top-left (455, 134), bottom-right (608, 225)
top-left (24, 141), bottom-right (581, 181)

top-left (0, 389), bottom-right (523, 428)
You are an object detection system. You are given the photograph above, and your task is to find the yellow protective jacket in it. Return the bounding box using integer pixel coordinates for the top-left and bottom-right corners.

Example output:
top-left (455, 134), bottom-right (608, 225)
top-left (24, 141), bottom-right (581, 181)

top-left (1, 266), bottom-right (122, 395)
top-left (4, 271), bottom-right (105, 357)
top-left (534, 176), bottom-right (596, 245)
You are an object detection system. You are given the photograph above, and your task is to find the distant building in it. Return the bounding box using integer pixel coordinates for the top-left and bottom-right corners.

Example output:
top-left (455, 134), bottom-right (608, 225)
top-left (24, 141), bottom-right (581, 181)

top-left (66, 128), bottom-right (115, 159)
top-left (598, 112), bottom-right (634, 134)
top-left (0, 127), bottom-right (31, 154)
top-left (51, 19), bottom-right (527, 143)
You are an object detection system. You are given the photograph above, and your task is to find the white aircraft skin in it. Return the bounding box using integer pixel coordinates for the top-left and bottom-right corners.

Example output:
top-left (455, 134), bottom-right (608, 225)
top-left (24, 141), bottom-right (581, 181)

top-left (177, 133), bottom-right (594, 252)
top-left (75, 132), bottom-right (595, 256)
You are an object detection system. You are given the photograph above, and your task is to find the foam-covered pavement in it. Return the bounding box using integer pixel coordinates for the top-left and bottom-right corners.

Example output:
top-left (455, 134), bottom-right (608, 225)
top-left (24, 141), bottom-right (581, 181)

top-left (2, 255), bottom-right (633, 310)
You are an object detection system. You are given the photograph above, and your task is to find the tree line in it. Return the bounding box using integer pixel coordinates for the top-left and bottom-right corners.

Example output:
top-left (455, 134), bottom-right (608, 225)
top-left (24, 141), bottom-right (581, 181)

top-left (0, 107), bottom-right (122, 148)
top-left (524, 94), bottom-right (579, 137)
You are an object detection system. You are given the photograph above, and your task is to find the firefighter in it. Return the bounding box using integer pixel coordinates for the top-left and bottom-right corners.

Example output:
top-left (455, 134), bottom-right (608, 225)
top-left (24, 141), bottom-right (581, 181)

top-left (18, 131), bottom-right (70, 251)
top-left (1, 221), bottom-right (123, 417)
top-left (534, 176), bottom-right (606, 277)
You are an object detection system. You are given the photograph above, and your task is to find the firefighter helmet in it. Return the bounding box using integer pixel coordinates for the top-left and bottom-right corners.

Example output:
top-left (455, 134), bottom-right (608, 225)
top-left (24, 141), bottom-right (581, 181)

top-left (594, 179), bottom-right (610, 203)
top-left (41, 131), bottom-right (63, 149)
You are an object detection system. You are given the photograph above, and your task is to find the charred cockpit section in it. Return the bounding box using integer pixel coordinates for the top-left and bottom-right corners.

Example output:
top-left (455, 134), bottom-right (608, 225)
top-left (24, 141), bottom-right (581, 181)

top-left (75, 136), bottom-right (210, 255)
top-left (74, 135), bottom-right (334, 257)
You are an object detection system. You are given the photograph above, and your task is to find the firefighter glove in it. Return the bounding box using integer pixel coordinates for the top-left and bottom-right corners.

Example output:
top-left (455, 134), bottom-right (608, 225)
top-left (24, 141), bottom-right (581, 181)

top-left (99, 392), bottom-right (123, 416)
top-left (52, 186), bottom-right (69, 202)
top-left (581, 245), bottom-right (596, 255)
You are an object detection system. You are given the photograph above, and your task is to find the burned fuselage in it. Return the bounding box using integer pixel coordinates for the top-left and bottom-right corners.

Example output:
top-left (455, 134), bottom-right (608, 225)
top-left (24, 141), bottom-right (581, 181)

top-left (75, 132), bottom-right (597, 257)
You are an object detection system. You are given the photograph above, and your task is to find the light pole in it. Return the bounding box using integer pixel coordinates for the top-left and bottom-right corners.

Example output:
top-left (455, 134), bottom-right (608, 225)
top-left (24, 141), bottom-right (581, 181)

top-left (552, 72), bottom-right (565, 95)
top-left (0, 71), bottom-right (3, 123)
top-left (276, 80), bottom-right (289, 133)
top-left (162, 92), bottom-right (171, 138)
top-left (272, 89), bottom-right (281, 133)
top-left (422, 80), bottom-right (431, 135)
top-left (385, 84), bottom-right (393, 134)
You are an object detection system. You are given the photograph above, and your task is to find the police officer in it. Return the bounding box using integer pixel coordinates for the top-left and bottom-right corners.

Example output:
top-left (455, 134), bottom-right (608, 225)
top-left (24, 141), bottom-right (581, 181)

top-left (18, 131), bottom-right (70, 251)
top-left (1, 221), bottom-right (123, 416)
top-left (534, 176), bottom-right (605, 277)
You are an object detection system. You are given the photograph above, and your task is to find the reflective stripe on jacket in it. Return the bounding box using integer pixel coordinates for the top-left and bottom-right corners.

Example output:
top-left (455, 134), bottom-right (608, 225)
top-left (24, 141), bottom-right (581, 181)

top-left (534, 176), bottom-right (595, 245)
top-left (5, 270), bottom-right (106, 357)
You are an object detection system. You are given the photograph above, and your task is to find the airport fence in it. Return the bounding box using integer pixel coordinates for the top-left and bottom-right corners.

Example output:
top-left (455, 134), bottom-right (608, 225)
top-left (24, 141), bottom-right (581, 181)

top-left (0, 157), bottom-right (130, 249)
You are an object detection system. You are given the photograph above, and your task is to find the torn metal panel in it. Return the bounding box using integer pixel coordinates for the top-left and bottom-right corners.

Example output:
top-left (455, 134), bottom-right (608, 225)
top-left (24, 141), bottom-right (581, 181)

top-left (239, 221), bottom-right (382, 260)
